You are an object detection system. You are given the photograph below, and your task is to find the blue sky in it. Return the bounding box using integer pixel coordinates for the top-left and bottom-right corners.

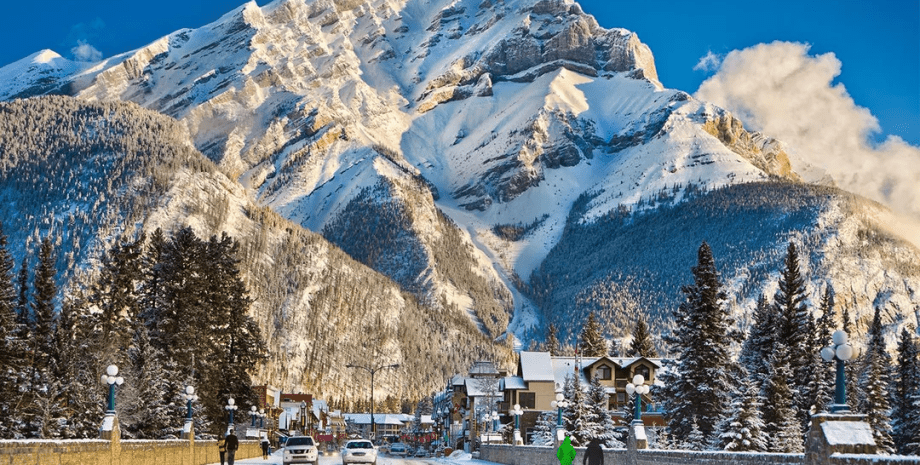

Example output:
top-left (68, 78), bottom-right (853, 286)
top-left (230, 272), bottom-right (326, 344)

top-left (2, 0), bottom-right (917, 144)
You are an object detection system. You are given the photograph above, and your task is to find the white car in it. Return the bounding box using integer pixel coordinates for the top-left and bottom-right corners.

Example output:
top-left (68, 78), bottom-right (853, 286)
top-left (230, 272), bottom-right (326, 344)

top-left (341, 439), bottom-right (378, 465)
top-left (283, 435), bottom-right (318, 465)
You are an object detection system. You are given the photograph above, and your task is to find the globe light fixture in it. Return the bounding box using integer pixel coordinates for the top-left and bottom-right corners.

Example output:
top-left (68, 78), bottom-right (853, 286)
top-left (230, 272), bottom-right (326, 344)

top-left (821, 330), bottom-right (855, 413)
top-left (100, 365), bottom-right (125, 413)
top-left (226, 398), bottom-right (238, 427)
top-left (510, 404), bottom-right (524, 446)
top-left (625, 374), bottom-right (650, 423)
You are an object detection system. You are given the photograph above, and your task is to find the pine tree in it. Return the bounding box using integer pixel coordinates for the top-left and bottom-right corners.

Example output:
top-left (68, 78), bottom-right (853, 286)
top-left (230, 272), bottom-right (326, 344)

top-left (586, 376), bottom-right (620, 446)
top-left (89, 234), bottom-right (145, 367)
top-left (740, 295), bottom-right (774, 388)
top-left (762, 349), bottom-right (803, 452)
top-left (15, 255), bottom-right (30, 339)
top-left (122, 325), bottom-right (176, 439)
top-left (531, 411), bottom-right (557, 446)
top-left (680, 417), bottom-right (706, 451)
top-left (719, 374), bottom-right (767, 452)
top-left (544, 323), bottom-right (560, 356)
top-left (30, 237), bottom-right (58, 375)
top-left (810, 286), bottom-right (837, 413)
top-left (628, 312), bottom-right (657, 358)
top-left (661, 242), bottom-right (739, 445)
top-left (562, 373), bottom-right (591, 446)
top-left (0, 222), bottom-right (25, 439)
top-left (892, 325), bottom-right (919, 454)
top-left (772, 242), bottom-right (812, 424)
top-left (858, 307), bottom-right (894, 453)
top-left (53, 292), bottom-right (103, 438)
top-left (579, 312), bottom-right (607, 357)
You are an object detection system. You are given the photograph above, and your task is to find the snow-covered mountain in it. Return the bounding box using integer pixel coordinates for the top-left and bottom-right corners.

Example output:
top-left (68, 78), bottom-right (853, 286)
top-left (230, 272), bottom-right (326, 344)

top-left (2, 0), bottom-right (918, 359)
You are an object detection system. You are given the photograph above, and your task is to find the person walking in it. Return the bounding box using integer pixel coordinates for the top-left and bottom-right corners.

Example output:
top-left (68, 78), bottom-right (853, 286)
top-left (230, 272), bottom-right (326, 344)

top-left (583, 438), bottom-right (604, 465)
top-left (261, 433), bottom-right (270, 460)
top-left (218, 434), bottom-right (227, 465)
top-left (226, 426), bottom-right (240, 465)
top-left (557, 435), bottom-right (576, 465)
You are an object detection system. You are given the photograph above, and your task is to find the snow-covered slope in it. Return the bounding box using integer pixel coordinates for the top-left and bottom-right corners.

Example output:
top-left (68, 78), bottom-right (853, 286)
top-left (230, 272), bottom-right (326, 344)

top-left (2, 0), bottom-right (917, 345)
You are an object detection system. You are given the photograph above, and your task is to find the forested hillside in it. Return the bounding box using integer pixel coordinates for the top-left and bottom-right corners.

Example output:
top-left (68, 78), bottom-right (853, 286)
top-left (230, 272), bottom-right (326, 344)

top-left (530, 181), bottom-right (920, 345)
top-left (0, 96), bottom-right (511, 409)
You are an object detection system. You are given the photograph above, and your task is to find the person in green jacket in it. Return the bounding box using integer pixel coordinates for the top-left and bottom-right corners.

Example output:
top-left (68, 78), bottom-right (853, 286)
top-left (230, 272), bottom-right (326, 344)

top-left (557, 435), bottom-right (576, 465)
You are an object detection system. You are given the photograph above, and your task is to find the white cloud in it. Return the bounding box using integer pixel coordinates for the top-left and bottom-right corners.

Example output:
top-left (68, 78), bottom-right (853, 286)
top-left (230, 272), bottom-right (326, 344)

top-left (693, 50), bottom-right (722, 72)
top-left (695, 41), bottom-right (920, 246)
top-left (71, 40), bottom-right (102, 62)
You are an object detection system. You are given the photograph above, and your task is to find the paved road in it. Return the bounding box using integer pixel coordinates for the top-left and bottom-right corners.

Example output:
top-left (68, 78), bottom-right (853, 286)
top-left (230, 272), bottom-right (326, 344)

top-left (206, 449), bottom-right (499, 465)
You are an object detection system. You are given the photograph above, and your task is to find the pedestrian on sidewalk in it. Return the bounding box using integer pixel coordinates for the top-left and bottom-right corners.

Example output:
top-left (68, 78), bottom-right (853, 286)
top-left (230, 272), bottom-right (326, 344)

top-left (218, 434), bottom-right (227, 465)
top-left (583, 438), bottom-right (604, 465)
top-left (261, 433), bottom-right (270, 460)
top-left (226, 426), bottom-right (239, 465)
top-left (557, 435), bottom-right (576, 465)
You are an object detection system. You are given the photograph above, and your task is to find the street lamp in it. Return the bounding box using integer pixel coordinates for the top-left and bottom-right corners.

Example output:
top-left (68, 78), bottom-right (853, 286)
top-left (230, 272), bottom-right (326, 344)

top-left (625, 374), bottom-right (650, 423)
top-left (100, 365), bottom-right (125, 413)
top-left (260, 409), bottom-right (266, 429)
top-left (182, 386), bottom-right (199, 440)
top-left (490, 411), bottom-right (499, 435)
top-left (821, 330), bottom-right (855, 413)
top-left (346, 362), bottom-right (400, 439)
top-left (300, 401), bottom-right (307, 436)
top-left (550, 385), bottom-right (570, 442)
top-left (251, 406), bottom-right (259, 428)
top-left (510, 404), bottom-right (523, 445)
top-left (226, 398), bottom-right (238, 428)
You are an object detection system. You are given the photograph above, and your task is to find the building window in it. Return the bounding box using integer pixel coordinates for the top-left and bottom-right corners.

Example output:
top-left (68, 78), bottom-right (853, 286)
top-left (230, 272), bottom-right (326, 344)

top-left (635, 365), bottom-right (650, 381)
top-left (616, 392), bottom-right (626, 403)
top-left (597, 365), bottom-right (611, 380)
top-left (519, 392), bottom-right (535, 409)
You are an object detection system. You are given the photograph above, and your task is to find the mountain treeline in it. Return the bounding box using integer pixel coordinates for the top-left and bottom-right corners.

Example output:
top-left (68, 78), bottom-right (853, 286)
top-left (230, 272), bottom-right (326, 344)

top-left (0, 223), bottom-right (263, 439)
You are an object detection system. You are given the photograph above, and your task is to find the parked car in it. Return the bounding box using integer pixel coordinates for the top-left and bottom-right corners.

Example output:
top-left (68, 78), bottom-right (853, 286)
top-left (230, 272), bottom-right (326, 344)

top-left (415, 447), bottom-right (429, 457)
top-left (389, 443), bottom-right (407, 456)
top-left (341, 439), bottom-right (378, 465)
top-left (282, 435), bottom-right (318, 465)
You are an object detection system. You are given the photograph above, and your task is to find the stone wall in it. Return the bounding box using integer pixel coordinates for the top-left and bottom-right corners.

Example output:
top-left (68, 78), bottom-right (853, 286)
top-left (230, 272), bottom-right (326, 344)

top-left (0, 438), bottom-right (261, 465)
top-left (830, 455), bottom-right (920, 465)
top-left (634, 449), bottom-right (802, 465)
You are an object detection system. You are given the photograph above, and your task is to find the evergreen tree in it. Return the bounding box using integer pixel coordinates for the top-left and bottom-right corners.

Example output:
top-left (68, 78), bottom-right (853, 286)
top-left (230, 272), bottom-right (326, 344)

top-left (858, 307), bottom-right (894, 453)
top-left (530, 411), bottom-right (557, 446)
top-left (892, 326), bottom-right (919, 454)
top-left (52, 292), bottom-right (103, 438)
top-left (772, 242), bottom-right (812, 424)
top-left (680, 417), bottom-right (706, 451)
top-left (15, 255), bottom-right (30, 338)
top-left (810, 286), bottom-right (837, 413)
top-left (31, 237), bottom-right (58, 374)
top-left (840, 303), bottom-right (859, 408)
top-left (586, 376), bottom-right (620, 446)
top-left (628, 312), bottom-right (657, 358)
top-left (0, 222), bottom-right (25, 439)
top-left (740, 294), bottom-right (774, 387)
top-left (661, 242), bottom-right (739, 445)
top-left (719, 374), bottom-right (767, 452)
top-left (761, 349), bottom-right (803, 452)
top-left (579, 312), bottom-right (607, 357)
top-left (89, 234), bottom-right (145, 367)
top-left (544, 323), bottom-right (560, 356)
top-left (122, 325), bottom-right (176, 439)
top-left (562, 373), bottom-right (591, 446)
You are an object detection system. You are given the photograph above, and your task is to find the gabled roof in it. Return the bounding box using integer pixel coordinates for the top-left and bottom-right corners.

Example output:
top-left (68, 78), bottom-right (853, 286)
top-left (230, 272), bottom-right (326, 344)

top-left (501, 376), bottom-right (526, 390)
top-left (469, 360), bottom-right (499, 376)
top-left (611, 357), bottom-right (663, 369)
top-left (519, 351), bottom-right (555, 382)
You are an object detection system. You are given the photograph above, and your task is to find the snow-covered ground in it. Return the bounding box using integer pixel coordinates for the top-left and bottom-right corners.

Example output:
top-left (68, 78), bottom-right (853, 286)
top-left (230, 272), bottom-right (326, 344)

top-left (206, 449), bottom-right (500, 465)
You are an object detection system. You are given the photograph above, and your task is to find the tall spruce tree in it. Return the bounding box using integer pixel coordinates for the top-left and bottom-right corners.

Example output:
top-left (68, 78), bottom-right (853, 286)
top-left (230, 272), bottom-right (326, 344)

top-left (562, 372), bottom-right (590, 446)
top-left (26, 236), bottom-right (61, 438)
top-left (858, 307), bottom-right (894, 453)
top-left (628, 312), bottom-right (658, 358)
top-left (579, 312), bottom-right (607, 357)
top-left (761, 347), bottom-right (803, 452)
top-left (586, 376), bottom-right (620, 446)
top-left (772, 242), bottom-right (812, 424)
top-left (15, 255), bottom-right (30, 338)
top-left (661, 242), bottom-right (739, 446)
top-left (740, 294), bottom-right (774, 387)
top-left (892, 326), bottom-right (919, 454)
top-left (810, 286), bottom-right (837, 413)
top-left (89, 234), bottom-right (146, 367)
top-left (719, 373), bottom-right (767, 452)
top-left (545, 323), bottom-right (560, 355)
top-left (53, 292), bottom-right (103, 438)
top-left (0, 222), bottom-right (24, 438)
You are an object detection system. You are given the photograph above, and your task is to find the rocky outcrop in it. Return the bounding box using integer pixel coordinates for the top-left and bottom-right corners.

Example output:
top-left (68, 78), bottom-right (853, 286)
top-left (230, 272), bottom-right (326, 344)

top-left (702, 111), bottom-right (798, 180)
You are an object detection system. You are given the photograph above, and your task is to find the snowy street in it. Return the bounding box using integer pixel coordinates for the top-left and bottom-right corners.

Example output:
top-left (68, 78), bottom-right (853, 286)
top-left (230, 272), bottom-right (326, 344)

top-left (205, 450), bottom-right (501, 465)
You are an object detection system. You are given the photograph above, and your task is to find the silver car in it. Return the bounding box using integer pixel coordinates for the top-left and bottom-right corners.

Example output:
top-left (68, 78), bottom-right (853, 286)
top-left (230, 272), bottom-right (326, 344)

top-left (283, 435), bottom-right (318, 465)
top-left (342, 439), bottom-right (378, 465)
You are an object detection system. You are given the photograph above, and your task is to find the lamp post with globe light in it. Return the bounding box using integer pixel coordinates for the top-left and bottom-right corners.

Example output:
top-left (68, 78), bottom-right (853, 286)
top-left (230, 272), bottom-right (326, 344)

top-left (510, 404), bottom-right (524, 446)
top-left (226, 398), bottom-right (238, 432)
top-left (251, 406), bottom-right (259, 428)
top-left (625, 374), bottom-right (650, 423)
top-left (99, 365), bottom-right (125, 439)
top-left (821, 330), bottom-right (855, 413)
top-left (181, 385), bottom-right (198, 440)
top-left (549, 384), bottom-right (571, 444)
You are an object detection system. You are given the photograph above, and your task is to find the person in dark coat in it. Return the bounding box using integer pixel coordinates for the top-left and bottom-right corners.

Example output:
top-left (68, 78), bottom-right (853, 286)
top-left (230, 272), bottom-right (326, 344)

top-left (217, 435), bottom-right (227, 465)
top-left (583, 438), bottom-right (604, 465)
top-left (261, 433), bottom-right (270, 459)
top-left (225, 427), bottom-right (239, 465)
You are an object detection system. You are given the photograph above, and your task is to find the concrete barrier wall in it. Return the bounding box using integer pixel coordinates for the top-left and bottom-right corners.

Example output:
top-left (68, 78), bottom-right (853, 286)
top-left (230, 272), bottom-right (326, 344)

top-left (634, 449), bottom-right (802, 465)
top-left (479, 444), bottom-right (627, 465)
top-left (830, 454), bottom-right (920, 465)
top-left (0, 439), bottom-right (261, 465)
